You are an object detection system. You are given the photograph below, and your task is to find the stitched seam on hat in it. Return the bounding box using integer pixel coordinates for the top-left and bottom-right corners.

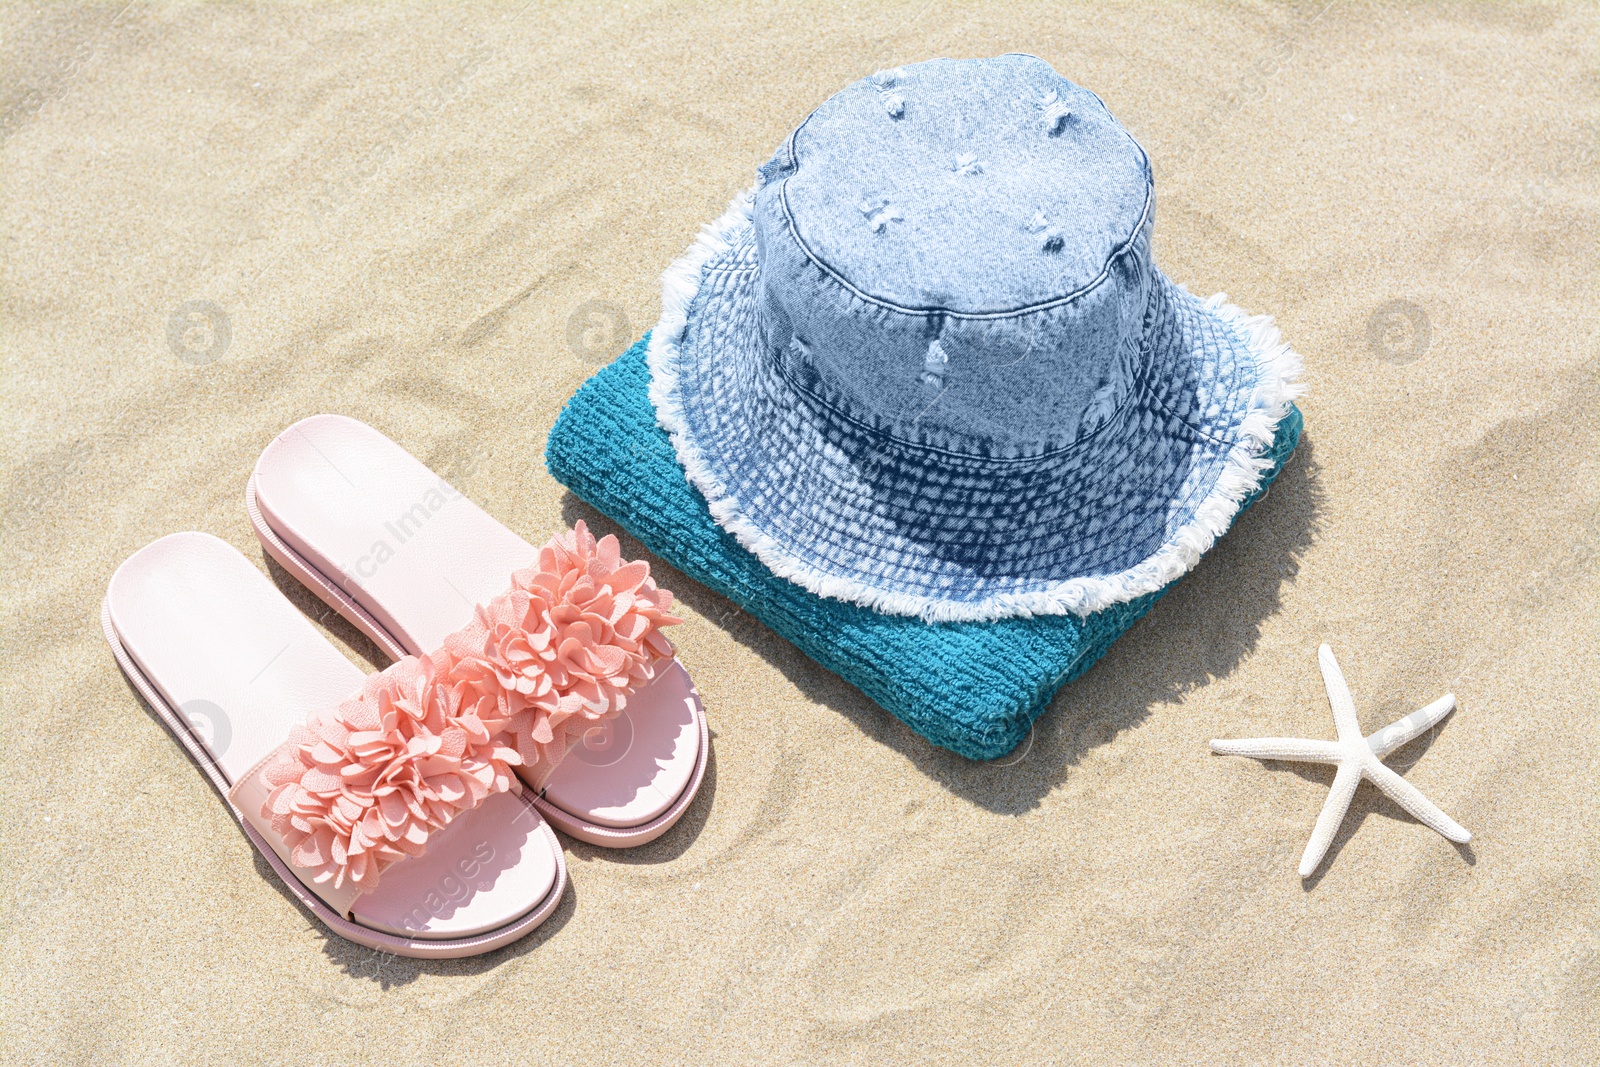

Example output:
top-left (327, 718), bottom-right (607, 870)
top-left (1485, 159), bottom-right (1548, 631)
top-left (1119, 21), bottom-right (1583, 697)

top-left (1145, 386), bottom-right (1245, 451)
top-left (701, 262), bottom-right (759, 277)
top-left (763, 269), bottom-right (1160, 460)
top-left (770, 342), bottom-right (1144, 464)
top-left (775, 179), bottom-right (1154, 320)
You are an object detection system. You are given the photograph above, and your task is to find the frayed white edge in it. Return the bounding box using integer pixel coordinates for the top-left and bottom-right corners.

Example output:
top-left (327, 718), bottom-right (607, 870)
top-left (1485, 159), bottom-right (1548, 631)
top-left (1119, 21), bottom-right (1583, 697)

top-left (647, 187), bottom-right (1306, 624)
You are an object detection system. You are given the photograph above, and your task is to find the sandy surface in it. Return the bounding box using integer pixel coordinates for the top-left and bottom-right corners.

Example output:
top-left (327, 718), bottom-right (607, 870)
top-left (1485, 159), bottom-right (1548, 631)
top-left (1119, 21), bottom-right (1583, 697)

top-left (2, 2), bottom-right (1596, 1064)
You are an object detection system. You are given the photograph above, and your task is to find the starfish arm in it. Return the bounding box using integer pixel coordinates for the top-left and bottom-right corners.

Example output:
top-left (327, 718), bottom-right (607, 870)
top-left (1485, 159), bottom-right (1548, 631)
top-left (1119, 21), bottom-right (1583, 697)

top-left (1318, 645), bottom-right (1363, 743)
top-left (1210, 737), bottom-right (1344, 763)
top-left (1363, 759), bottom-right (1472, 843)
top-left (1300, 761), bottom-right (1362, 876)
top-left (1366, 694), bottom-right (1457, 759)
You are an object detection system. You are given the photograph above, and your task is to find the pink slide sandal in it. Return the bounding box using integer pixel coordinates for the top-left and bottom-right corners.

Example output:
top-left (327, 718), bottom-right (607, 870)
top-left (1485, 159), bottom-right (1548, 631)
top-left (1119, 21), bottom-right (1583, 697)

top-left (246, 415), bottom-right (708, 848)
top-left (104, 533), bottom-right (568, 958)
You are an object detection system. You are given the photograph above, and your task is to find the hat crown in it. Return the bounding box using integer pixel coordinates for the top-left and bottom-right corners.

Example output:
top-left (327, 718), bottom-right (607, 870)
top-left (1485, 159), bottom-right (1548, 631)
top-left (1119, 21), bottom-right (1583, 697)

top-left (752, 55), bottom-right (1155, 454)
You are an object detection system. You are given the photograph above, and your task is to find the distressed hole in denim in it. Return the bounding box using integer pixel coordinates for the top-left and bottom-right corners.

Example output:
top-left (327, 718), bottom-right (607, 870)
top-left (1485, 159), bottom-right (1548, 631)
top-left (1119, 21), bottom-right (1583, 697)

top-left (858, 196), bottom-right (902, 233)
top-left (1045, 102), bottom-right (1073, 135)
top-left (921, 338), bottom-right (950, 388)
top-left (872, 68), bottom-right (903, 91)
top-left (1024, 210), bottom-right (1064, 250)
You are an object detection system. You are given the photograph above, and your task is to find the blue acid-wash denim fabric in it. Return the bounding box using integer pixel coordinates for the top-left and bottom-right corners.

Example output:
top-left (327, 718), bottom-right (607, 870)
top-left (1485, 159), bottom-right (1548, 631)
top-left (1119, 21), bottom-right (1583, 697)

top-left (753, 54), bottom-right (1152, 450)
top-left (658, 54), bottom-right (1281, 616)
top-left (547, 336), bottom-right (1303, 760)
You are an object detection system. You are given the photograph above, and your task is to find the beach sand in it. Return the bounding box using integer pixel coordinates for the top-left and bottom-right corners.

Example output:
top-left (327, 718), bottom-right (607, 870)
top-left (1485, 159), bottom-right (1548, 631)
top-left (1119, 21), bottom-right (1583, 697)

top-left (2, 3), bottom-right (1596, 1063)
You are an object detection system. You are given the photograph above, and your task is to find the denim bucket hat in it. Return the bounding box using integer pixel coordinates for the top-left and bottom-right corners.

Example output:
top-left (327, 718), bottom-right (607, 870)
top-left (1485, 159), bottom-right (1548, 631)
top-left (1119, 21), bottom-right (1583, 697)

top-left (648, 54), bottom-right (1303, 624)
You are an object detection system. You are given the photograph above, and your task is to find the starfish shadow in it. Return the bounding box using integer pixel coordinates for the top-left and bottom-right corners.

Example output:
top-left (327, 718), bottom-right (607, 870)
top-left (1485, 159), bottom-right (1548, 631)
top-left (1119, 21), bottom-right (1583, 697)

top-left (561, 433), bottom-right (1324, 815)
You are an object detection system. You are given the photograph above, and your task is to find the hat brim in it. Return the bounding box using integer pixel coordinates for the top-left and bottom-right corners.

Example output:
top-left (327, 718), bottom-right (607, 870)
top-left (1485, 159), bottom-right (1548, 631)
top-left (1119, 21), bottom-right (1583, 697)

top-left (648, 188), bottom-right (1304, 623)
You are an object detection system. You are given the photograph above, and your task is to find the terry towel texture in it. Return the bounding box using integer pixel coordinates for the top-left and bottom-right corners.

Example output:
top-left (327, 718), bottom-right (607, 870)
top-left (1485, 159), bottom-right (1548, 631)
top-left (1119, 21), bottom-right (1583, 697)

top-left (546, 336), bottom-right (1302, 759)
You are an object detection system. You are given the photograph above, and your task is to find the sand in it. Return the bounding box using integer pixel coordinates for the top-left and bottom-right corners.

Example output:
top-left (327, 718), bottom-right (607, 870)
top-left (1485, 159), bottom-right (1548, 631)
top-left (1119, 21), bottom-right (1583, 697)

top-left (2, 2), bottom-right (1596, 1064)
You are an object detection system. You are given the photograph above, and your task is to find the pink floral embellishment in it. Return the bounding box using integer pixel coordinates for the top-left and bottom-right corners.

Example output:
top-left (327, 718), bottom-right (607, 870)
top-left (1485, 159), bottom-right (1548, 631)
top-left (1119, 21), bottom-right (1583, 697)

top-left (255, 521), bottom-right (679, 893)
top-left (258, 650), bottom-right (523, 893)
top-left (446, 521), bottom-right (681, 778)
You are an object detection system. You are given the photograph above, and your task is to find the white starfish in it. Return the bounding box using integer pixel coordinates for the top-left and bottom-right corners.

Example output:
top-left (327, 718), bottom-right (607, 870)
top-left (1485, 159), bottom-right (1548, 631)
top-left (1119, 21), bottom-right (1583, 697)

top-left (1211, 644), bottom-right (1470, 877)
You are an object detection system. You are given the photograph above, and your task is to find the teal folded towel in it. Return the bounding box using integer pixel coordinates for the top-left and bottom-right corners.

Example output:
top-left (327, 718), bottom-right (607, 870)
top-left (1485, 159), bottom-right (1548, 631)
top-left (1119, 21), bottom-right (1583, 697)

top-left (546, 337), bottom-right (1303, 760)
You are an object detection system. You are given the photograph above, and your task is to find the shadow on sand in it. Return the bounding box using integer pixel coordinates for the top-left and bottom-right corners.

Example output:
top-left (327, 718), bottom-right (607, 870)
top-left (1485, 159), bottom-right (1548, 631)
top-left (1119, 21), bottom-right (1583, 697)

top-left (561, 433), bottom-right (1327, 817)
